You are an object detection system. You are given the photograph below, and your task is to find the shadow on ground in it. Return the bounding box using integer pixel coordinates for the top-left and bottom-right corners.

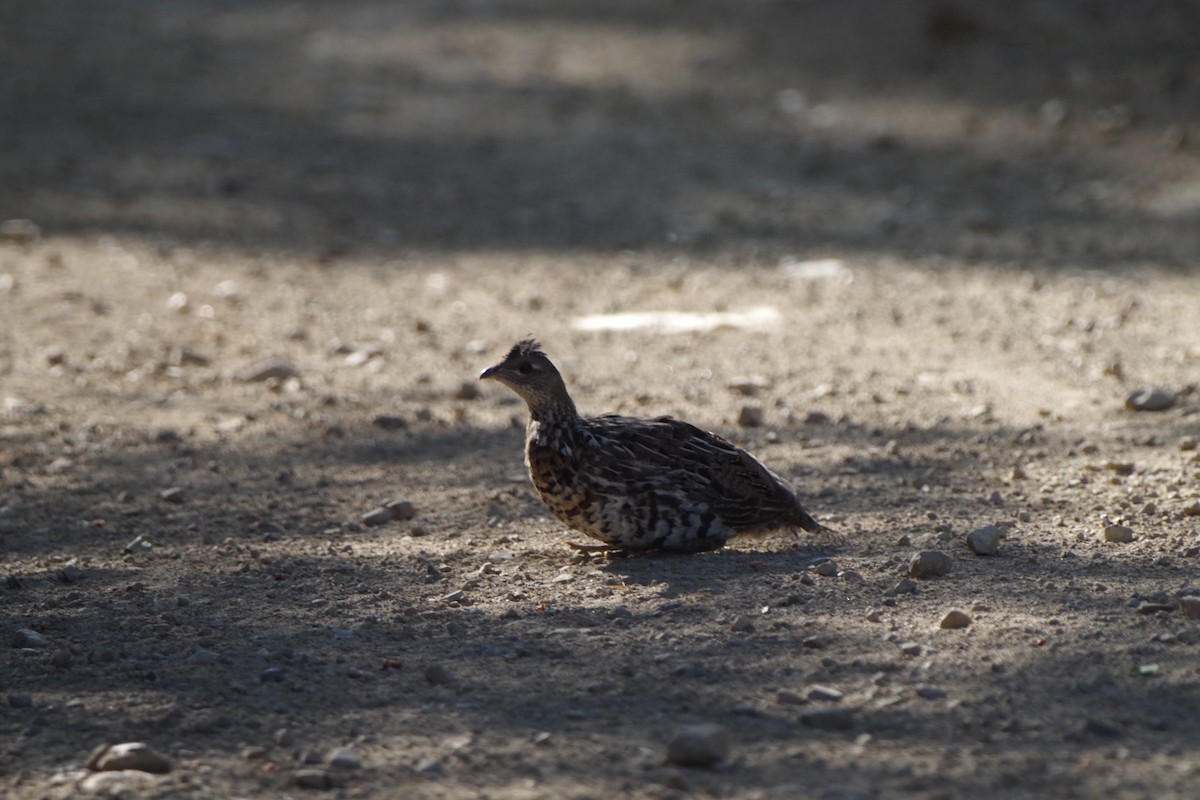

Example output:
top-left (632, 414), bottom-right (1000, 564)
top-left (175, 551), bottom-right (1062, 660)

top-left (2, 0), bottom-right (1198, 268)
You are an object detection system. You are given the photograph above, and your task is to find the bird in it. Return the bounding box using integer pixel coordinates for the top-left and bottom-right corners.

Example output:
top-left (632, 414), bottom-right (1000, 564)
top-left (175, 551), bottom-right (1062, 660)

top-left (479, 338), bottom-right (828, 553)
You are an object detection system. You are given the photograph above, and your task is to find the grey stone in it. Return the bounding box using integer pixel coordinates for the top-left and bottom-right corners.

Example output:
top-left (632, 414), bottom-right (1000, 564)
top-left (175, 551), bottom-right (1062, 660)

top-left (800, 708), bottom-right (854, 731)
top-left (940, 610), bottom-right (972, 629)
top-left (292, 768), bottom-right (334, 789)
top-left (908, 550), bottom-right (953, 579)
top-left (160, 487), bottom-right (186, 504)
top-left (242, 361), bottom-right (299, 383)
top-left (1103, 524), bottom-right (1134, 543)
top-left (87, 742), bottom-right (171, 774)
top-left (736, 404), bottom-right (765, 427)
top-left (965, 525), bottom-right (1003, 555)
top-left (328, 747), bottom-right (361, 770)
top-left (808, 685), bottom-right (844, 702)
top-left (886, 578), bottom-right (919, 596)
top-left (1125, 388), bottom-right (1175, 412)
top-left (666, 723), bottom-right (730, 767)
top-left (384, 499), bottom-right (417, 520)
top-left (12, 628), bottom-right (48, 648)
top-left (414, 756), bottom-right (444, 777)
top-left (1084, 718), bottom-right (1122, 738)
top-left (361, 508), bottom-right (393, 527)
top-left (424, 664), bottom-right (454, 686)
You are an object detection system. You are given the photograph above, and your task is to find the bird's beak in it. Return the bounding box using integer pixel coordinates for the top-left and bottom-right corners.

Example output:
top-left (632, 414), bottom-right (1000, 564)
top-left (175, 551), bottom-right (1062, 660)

top-left (479, 365), bottom-right (500, 381)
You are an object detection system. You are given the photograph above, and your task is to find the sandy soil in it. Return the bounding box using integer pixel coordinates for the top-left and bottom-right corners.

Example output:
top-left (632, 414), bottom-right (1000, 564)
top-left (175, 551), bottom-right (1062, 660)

top-left (3, 1), bottom-right (1200, 798)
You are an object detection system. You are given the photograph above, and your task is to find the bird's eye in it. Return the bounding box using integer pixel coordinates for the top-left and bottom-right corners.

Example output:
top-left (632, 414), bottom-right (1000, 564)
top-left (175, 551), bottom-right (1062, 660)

top-left (517, 361), bottom-right (534, 375)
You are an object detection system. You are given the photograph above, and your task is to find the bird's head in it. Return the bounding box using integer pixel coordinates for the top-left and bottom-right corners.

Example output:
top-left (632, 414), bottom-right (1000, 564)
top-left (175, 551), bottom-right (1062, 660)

top-left (479, 338), bottom-right (574, 417)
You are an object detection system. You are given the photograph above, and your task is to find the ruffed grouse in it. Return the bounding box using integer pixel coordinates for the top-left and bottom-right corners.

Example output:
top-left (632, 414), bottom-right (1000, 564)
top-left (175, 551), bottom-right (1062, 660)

top-left (480, 339), bottom-right (825, 553)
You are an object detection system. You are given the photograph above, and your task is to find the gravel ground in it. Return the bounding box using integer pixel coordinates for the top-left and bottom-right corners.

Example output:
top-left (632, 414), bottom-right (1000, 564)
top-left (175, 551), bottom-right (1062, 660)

top-left (2, 2), bottom-right (1200, 798)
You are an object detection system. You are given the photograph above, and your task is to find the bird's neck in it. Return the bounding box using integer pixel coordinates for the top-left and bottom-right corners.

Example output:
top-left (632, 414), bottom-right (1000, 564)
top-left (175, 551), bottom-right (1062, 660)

top-left (527, 393), bottom-right (579, 426)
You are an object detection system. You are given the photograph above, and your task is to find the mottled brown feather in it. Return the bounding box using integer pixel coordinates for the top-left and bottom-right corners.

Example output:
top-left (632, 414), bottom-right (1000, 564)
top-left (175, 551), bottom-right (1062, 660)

top-left (481, 341), bottom-right (826, 552)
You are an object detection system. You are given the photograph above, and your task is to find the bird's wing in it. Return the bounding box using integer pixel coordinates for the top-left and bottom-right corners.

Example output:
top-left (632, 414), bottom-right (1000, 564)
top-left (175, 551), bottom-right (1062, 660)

top-left (583, 415), bottom-right (801, 528)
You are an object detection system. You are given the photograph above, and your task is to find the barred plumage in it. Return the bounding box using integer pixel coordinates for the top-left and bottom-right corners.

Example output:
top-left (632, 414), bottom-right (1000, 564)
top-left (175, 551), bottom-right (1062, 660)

top-left (480, 339), bottom-right (826, 553)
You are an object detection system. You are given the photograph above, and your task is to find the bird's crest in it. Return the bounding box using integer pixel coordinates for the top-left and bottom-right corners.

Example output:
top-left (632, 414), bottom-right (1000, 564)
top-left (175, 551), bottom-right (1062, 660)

top-left (506, 338), bottom-right (544, 360)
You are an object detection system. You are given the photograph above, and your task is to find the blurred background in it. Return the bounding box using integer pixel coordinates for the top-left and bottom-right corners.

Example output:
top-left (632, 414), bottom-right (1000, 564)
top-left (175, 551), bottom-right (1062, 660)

top-left (3, 0), bottom-right (1199, 266)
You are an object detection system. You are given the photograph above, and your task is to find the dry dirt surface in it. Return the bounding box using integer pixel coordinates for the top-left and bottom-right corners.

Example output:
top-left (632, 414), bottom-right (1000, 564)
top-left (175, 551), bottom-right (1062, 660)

top-left (3, 1), bottom-right (1200, 799)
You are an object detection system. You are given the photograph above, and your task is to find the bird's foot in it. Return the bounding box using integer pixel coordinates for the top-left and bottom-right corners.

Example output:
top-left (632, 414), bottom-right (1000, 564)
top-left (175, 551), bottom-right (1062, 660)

top-left (810, 525), bottom-right (845, 546)
top-left (567, 541), bottom-right (632, 558)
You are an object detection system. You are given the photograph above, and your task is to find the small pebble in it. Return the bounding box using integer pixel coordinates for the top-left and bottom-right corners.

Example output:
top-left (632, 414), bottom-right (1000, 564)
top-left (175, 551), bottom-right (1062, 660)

top-left (915, 685), bottom-right (947, 700)
top-left (1180, 597), bottom-right (1200, 619)
top-left (812, 560), bottom-right (839, 577)
top-left (58, 562), bottom-right (85, 583)
top-left (12, 628), bottom-right (49, 648)
top-left (736, 404), bottom-right (765, 427)
top-left (776, 689), bottom-right (806, 706)
top-left (414, 756), bottom-right (444, 777)
top-left (159, 487), bottom-right (186, 504)
top-left (124, 535), bottom-right (153, 554)
top-left (1179, 437), bottom-right (1198, 452)
top-left (424, 664), bottom-right (454, 686)
top-left (800, 708), bottom-right (854, 731)
top-left (361, 508), bottom-right (393, 527)
top-left (88, 742), bottom-right (172, 774)
top-left (373, 414), bottom-right (407, 430)
top-left (242, 361), bottom-right (299, 383)
top-left (241, 746), bottom-right (268, 760)
top-left (966, 526), bottom-right (1003, 555)
top-left (261, 667), bottom-right (285, 683)
top-left (384, 499), bottom-right (417, 520)
top-left (1125, 388), bottom-right (1175, 412)
top-left (666, 724), bottom-right (730, 767)
top-left (940, 610), bottom-right (972, 629)
top-left (908, 551), bottom-right (953, 579)
top-left (886, 578), bottom-right (918, 596)
top-left (729, 615), bottom-right (755, 633)
top-left (1137, 601), bottom-right (1176, 614)
top-left (1103, 524), bottom-right (1135, 543)
top-left (292, 769), bottom-right (333, 789)
top-left (808, 685), bottom-right (844, 702)
top-left (1083, 718), bottom-right (1123, 738)
top-left (727, 376), bottom-right (770, 395)
top-left (1181, 501), bottom-right (1200, 518)
top-left (899, 642), bottom-right (923, 657)
top-left (328, 747), bottom-right (362, 770)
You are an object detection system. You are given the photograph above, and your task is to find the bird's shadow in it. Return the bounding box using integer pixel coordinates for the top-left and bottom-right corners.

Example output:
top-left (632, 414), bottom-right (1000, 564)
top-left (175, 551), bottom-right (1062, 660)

top-left (583, 540), bottom-right (842, 597)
